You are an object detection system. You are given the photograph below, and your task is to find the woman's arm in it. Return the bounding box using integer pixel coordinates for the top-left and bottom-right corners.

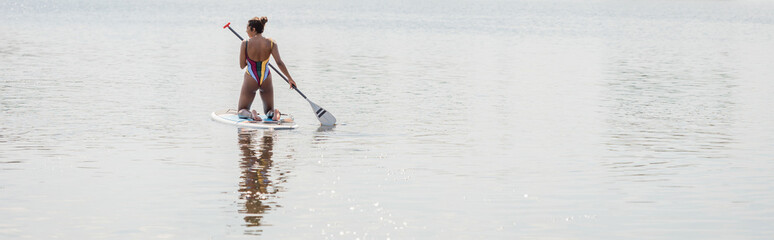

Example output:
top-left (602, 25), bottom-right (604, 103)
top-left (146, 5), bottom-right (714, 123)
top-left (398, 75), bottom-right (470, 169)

top-left (239, 41), bottom-right (247, 69)
top-left (271, 42), bottom-right (297, 89)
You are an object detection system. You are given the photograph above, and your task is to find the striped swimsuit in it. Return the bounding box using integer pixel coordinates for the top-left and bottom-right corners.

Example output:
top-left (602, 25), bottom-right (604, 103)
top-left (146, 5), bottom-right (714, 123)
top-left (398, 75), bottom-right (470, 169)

top-left (245, 39), bottom-right (273, 85)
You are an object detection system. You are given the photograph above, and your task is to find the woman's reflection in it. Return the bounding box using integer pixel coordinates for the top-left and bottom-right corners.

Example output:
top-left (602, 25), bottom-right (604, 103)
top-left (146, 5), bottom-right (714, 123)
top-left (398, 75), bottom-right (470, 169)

top-left (237, 129), bottom-right (280, 235)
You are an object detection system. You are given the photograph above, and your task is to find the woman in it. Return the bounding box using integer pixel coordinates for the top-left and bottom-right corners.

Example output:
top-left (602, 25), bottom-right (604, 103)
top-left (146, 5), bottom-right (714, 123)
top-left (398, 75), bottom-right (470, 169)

top-left (238, 16), bottom-right (296, 121)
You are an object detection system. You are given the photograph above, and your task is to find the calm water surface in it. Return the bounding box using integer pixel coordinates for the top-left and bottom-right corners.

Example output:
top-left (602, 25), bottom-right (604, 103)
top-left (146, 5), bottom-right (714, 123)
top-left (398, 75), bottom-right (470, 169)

top-left (2, 0), bottom-right (774, 239)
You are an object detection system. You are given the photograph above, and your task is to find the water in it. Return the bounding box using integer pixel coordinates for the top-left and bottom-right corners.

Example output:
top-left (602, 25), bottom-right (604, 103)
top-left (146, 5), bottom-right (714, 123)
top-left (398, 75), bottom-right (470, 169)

top-left (2, 0), bottom-right (774, 239)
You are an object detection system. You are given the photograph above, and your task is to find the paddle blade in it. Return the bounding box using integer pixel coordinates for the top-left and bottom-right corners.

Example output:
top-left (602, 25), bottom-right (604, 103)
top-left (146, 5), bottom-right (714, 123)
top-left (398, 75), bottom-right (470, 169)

top-left (308, 100), bottom-right (336, 126)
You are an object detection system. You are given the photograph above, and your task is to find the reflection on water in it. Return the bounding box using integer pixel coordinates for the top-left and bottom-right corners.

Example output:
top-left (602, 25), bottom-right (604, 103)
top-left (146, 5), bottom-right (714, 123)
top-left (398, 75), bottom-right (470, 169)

top-left (312, 125), bottom-right (337, 145)
top-left (316, 125), bottom-right (337, 133)
top-left (602, 42), bottom-right (737, 181)
top-left (237, 129), bottom-right (288, 235)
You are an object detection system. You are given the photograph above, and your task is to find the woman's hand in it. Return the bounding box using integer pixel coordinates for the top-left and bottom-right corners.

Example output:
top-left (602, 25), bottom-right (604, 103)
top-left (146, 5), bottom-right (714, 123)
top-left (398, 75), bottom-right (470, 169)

top-left (288, 78), bottom-right (297, 89)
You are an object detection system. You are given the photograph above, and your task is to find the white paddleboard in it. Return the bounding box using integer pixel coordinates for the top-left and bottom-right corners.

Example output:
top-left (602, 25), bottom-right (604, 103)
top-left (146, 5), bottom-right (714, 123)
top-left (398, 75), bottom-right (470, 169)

top-left (211, 109), bottom-right (298, 130)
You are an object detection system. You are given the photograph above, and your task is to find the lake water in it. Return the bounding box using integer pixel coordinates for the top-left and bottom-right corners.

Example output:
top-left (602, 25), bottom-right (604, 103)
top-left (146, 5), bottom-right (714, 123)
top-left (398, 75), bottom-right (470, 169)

top-left (2, 0), bottom-right (774, 239)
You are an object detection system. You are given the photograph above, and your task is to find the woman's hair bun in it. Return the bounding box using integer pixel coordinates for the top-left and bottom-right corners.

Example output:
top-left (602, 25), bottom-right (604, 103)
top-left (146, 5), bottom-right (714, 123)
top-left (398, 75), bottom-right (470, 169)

top-left (248, 16), bottom-right (269, 33)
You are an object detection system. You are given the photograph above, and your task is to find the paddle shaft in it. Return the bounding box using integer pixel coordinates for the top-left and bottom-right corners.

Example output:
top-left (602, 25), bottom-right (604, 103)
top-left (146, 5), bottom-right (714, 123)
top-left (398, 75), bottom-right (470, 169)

top-left (224, 24), bottom-right (309, 100)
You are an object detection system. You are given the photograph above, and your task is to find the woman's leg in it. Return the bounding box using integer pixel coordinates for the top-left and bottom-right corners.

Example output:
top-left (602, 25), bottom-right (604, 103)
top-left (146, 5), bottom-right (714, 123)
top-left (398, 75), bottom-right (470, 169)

top-left (259, 75), bottom-right (275, 118)
top-left (238, 73), bottom-right (260, 119)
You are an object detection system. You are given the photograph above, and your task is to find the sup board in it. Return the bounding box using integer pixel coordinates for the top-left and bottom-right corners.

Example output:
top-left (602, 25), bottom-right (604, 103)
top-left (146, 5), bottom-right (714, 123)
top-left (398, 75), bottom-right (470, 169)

top-left (211, 109), bottom-right (298, 130)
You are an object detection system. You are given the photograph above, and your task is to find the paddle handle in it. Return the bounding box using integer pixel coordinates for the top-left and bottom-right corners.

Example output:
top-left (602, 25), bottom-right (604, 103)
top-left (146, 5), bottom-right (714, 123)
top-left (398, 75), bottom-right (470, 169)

top-left (223, 22), bottom-right (243, 41)
top-left (224, 23), bottom-right (307, 100)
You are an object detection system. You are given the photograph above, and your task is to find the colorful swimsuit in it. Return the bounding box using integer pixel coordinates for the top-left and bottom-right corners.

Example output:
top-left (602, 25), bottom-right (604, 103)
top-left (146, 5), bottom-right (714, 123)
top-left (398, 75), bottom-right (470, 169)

top-left (245, 39), bottom-right (273, 85)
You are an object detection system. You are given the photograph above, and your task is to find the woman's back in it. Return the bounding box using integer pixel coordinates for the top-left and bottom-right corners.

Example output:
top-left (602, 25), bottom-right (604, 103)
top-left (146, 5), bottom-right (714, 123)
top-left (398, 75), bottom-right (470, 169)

top-left (245, 37), bottom-right (272, 62)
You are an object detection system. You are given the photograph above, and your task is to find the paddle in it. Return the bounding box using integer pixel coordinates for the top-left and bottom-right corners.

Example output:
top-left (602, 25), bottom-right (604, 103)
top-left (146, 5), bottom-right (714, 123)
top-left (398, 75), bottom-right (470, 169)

top-left (223, 22), bottom-right (336, 126)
